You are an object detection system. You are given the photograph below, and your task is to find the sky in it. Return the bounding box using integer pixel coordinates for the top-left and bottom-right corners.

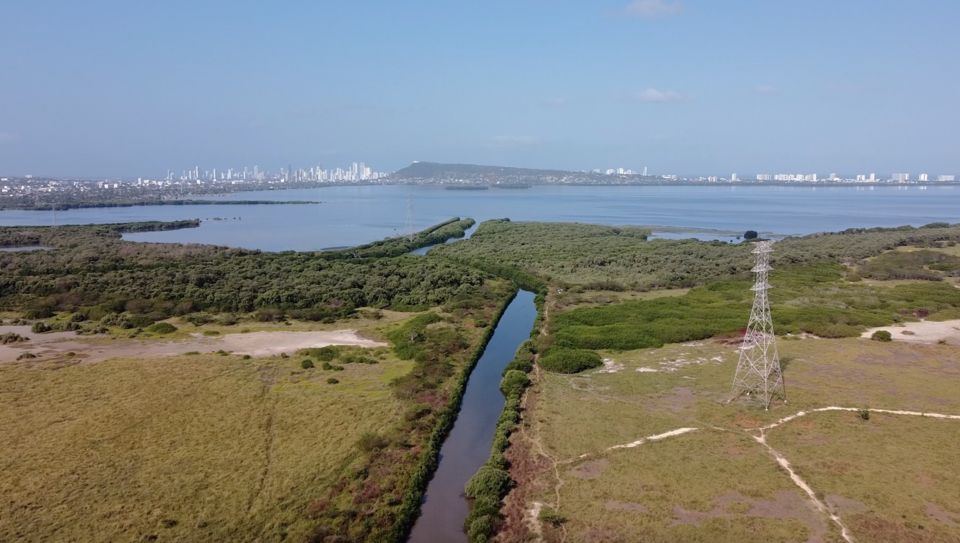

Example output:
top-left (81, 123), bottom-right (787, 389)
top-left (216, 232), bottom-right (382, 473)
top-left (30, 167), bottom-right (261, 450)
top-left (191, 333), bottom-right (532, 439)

top-left (1, 0), bottom-right (958, 178)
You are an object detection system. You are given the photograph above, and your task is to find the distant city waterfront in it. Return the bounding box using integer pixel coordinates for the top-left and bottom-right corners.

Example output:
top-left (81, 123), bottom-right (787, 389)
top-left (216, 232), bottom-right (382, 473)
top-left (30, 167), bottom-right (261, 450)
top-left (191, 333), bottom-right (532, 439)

top-left (1, 184), bottom-right (958, 251)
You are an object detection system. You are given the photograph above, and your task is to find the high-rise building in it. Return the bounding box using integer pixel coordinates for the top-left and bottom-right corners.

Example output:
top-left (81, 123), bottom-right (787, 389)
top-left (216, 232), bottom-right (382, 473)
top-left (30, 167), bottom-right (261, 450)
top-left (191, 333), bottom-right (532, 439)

top-left (892, 173), bottom-right (910, 182)
top-left (731, 173), bottom-right (739, 181)
top-left (939, 175), bottom-right (956, 182)
top-left (919, 174), bottom-right (929, 182)
top-left (756, 174), bottom-right (772, 181)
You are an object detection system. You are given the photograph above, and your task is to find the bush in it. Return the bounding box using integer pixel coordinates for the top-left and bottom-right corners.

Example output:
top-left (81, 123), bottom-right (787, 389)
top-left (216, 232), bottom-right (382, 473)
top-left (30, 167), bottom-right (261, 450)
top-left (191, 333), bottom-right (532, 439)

top-left (539, 347), bottom-right (602, 374)
top-left (502, 359), bottom-right (533, 376)
top-left (17, 352), bottom-right (37, 360)
top-left (326, 377), bottom-right (339, 384)
top-left (871, 330), bottom-right (893, 342)
top-left (859, 408), bottom-right (870, 421)
top-left (467, 514), bottom-right (496, 543)
top-left (500, 370), bottom-right (531, 397)
top-left (30, 322), bottom-right (50, 333)
top-left (540, 508), bottom-right (567, 527)
top-left (126, 315), bottom-right (155, 329)
top-left (357, 432), bottom-right (389, 452)
top-left (298, 346), bottom-right (339, 361)
top-left (0, 332), bottom-right (28, 344)
top-left (465, 466), bottom-right (512, 500)
top-left (146, 322), bottom-right (178, 334)
top-left (744, 230), bottom-right (759, 240)
top-left (301, 359), bottom-right (314, 369)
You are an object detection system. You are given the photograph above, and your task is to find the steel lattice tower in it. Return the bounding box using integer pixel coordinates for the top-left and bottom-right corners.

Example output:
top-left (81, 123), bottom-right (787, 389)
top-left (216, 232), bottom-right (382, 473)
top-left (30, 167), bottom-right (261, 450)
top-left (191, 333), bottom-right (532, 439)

top-left (405, 196), bottom-right (415, 241)
top-left (732, 241), bottom-right (785, 410)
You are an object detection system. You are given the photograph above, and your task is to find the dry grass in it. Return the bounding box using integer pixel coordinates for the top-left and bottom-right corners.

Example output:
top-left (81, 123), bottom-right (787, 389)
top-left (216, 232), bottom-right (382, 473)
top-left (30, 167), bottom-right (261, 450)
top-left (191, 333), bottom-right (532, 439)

top-left (0, 350), bottom-right (411, 542)
top-left (518, 337), bottom-right (960, 542)
top-left (767, 411), bottom-right (960, 543)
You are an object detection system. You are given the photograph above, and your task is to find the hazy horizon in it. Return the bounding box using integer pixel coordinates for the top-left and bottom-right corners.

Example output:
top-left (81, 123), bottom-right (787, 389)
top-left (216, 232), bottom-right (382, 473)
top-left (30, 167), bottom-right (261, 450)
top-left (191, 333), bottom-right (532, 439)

top-left (2, 1), bottom-right (959, 177)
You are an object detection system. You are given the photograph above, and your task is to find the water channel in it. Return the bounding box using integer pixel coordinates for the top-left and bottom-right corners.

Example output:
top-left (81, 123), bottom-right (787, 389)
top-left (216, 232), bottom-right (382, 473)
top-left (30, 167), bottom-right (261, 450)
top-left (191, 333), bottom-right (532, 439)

top-left (407, 290), bottom-right (538, 543)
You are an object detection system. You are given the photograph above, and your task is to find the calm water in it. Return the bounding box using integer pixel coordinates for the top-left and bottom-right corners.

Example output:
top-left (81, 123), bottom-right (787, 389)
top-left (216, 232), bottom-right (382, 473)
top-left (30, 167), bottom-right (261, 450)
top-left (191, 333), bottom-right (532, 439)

top-left (408, 290), bottom-right (538, 543)
top-left (1, 185), bottom-right (957, 251)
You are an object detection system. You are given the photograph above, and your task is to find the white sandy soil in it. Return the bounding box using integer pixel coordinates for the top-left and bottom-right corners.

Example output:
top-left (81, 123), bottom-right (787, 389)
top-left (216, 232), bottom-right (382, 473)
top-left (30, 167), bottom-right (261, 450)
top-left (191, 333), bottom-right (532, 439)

top-left (0, 325), bottom-right (385, 363)
top-left (861, 319), bottom-right (960, 344)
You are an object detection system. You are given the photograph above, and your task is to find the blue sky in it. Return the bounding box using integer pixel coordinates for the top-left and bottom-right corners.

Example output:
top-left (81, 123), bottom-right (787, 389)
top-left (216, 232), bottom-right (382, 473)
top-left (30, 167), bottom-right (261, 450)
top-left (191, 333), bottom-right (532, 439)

top-left (1, 0), bottom-right (958, 177)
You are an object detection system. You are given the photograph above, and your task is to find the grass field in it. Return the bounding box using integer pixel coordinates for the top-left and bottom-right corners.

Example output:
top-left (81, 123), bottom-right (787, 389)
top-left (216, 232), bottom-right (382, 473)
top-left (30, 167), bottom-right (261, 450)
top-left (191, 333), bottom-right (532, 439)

top-left (0, 347), bottom-right (410, 541)
top-left (507, 337), bottom-right (960, 542)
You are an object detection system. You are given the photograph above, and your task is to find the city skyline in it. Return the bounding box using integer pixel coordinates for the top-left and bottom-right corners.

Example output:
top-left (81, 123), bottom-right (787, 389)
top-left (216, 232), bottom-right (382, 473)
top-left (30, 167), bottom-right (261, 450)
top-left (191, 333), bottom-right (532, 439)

top-left (1, 1), bottom-right (959, 177)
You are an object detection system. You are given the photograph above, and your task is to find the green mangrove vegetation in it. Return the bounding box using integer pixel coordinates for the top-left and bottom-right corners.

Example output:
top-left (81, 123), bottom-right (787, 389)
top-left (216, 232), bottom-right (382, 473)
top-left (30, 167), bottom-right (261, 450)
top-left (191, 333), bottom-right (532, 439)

top-left (433, 219), bottom-right (960, 289)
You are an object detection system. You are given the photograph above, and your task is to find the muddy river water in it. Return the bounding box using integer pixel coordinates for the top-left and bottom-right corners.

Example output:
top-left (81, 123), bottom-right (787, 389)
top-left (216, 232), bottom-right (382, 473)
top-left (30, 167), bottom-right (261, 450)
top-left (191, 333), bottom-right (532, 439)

top-left (407, 290), bottom-right (538, 542)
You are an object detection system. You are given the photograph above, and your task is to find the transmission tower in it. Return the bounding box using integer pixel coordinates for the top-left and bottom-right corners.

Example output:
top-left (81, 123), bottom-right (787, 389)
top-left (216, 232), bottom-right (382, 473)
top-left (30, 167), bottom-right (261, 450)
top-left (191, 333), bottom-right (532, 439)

top-left (731, 241), bottom-right (785, 410)
top-left (405, 196), bottom-right (415, 241)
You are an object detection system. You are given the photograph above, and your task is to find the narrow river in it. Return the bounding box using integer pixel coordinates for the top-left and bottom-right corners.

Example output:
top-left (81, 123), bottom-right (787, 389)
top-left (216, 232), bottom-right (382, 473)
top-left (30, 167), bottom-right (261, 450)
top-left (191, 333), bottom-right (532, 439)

top-left (407, 290), bottom-right (538, 542)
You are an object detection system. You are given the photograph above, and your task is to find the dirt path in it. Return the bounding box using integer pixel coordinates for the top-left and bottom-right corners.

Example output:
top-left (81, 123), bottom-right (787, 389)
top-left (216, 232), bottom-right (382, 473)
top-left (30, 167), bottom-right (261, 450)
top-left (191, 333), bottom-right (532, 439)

top-left (751, 430), bottom-right (855, 543)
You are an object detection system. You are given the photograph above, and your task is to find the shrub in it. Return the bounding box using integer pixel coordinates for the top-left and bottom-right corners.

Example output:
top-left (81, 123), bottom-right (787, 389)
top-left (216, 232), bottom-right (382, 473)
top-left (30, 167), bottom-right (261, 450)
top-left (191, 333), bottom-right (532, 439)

top-left (30, 322), bottom-right (50, 333)
top-left (298, 346), bottom-right (339, 361)
top-left (540, 508), bottom-right (567, 527)
top-left (17, 352), bottom-right (37, 360)
top-left (464, 466), bottom-right (512, 500)
top-left (744, 230), bottom-right (759, 240)
top-left (301, 359), bottom-right (314, 369)
top-left (0, 332), bottom-right (28, 344)
top-left (322, 361), bottom-right (334, 370)
top-left (326, 377), bottom-right (339, 384)
top-left (859, 408), bottom-right (870, 421)
top-left (146, 322), bottom-right (178, 334)
top-left (467, 514), bottom-right (496, 543)
top-left (127, 315), bottom-right (155, 329)
top-left (202, 330), bottom-right (220, 336)
top-left (539, 347), bottom-right (602, 374)
top-left (502, 359), bottom-right (533, 376)
top-left (500, 370), bottom-right (531, 397)
top-left (871, 330), bottom-right (893, 342)
top-left (242, 354), bottom-right (251, 359)
top-left (357, 432), bottom-right (389, 452)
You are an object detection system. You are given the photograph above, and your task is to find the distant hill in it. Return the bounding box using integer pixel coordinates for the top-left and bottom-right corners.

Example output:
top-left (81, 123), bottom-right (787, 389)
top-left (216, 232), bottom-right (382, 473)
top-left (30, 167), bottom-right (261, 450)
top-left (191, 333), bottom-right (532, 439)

top-left (391, 162), bottom-right (575, 180)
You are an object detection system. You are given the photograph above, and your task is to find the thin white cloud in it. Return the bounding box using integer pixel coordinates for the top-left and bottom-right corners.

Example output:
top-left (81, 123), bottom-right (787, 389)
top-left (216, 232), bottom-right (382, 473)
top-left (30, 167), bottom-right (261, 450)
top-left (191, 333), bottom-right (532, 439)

top-left (542, 97), bottom-right (568, 107)
top-left (631, 88), bottom-right (686, 102)
top-left (623, 0), bottom-right (683, 18)
top-left (755, 85), bottom-right (779, 95)
top-left (490, 135), bottom-right (538, 148)
top-left (0, 133), bottom-right (19, 144)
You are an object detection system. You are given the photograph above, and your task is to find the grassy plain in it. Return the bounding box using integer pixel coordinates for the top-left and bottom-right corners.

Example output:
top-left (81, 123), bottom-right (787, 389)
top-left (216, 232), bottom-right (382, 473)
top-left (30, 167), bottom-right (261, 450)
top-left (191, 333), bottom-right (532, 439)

top-left (511, 338), bottom-right (960, 542)
top-left (0, 350), bottom-right (411, 542)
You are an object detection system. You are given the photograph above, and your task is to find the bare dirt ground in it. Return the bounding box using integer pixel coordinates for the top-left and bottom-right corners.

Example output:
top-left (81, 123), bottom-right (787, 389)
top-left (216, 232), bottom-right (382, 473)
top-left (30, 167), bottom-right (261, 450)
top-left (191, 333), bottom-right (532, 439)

top-left (862, 319), bottom-right (960, 344)
top-left (0, 325), bottom-right (386, 364)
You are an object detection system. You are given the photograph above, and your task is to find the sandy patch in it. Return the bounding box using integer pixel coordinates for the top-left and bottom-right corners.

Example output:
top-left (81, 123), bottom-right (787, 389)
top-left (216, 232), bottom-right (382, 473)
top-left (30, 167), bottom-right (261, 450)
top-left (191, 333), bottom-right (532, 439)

top-left (826, 495), bottom-right (869, 516)
top-left (926, 503), bottom-right (960, 527)
top-left (0, 326), bottom-right (385, 364)
top-left (672, 491), bottom-right (827, 541)
top-left (862, 319), bottom-right (960, 344)
top-left (566, 459), bottom-right (609, 480)
top-left (605, 501), bottom-right (646, 513)
top-left (654, 387), bottom-right (696, 412)
top-left (596, 358), bottom-right (624, 374)
top-left (215, 330), bottom-right (385, 357)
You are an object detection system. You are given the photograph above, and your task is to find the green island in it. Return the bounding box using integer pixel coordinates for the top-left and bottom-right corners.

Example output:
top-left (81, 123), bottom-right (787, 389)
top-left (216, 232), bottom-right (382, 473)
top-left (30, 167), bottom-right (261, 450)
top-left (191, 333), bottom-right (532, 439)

top-left (2, 217), bottom-right (960, 542)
